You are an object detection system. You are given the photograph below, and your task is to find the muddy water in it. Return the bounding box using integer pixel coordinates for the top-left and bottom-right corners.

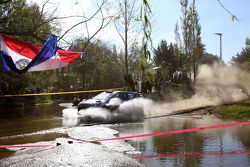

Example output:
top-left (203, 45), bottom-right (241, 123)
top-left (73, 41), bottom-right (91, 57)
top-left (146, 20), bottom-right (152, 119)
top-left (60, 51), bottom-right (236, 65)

top-left (0, 103), bottom-right (63, 137)
top-left (1, 103), bottom-right (250, 167)
top-left (112, 117), bottom-right (250, 167)
top-left (0, 103), bottom-right (68, 159)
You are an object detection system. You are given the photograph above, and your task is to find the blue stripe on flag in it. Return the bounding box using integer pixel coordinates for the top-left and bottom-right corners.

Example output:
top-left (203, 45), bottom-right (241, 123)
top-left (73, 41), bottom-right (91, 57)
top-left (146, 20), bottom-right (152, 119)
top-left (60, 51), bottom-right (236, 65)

top-left (0, 35), bottom-right (58, 74)
top-left (32, 35), bottom-right (57, 66)
top-left (0, 51), bottom-right (11, 70)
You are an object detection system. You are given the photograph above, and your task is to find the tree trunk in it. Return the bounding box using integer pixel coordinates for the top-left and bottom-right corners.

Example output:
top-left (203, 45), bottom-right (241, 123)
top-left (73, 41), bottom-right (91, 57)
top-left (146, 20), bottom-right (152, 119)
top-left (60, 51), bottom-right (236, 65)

top-left (124, 0), bottom-right (128, 76)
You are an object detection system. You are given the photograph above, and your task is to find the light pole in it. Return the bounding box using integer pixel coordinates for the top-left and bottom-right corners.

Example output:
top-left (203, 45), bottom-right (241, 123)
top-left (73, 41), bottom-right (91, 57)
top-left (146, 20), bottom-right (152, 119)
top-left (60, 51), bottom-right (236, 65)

top-left (215, 33), bottom-right (222, 61)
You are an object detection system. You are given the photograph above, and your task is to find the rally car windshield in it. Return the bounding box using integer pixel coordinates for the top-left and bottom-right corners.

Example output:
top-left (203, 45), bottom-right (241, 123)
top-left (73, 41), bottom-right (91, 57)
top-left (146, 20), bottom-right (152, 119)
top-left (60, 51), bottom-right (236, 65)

top-left (92, 92), bottom-right (113, 100)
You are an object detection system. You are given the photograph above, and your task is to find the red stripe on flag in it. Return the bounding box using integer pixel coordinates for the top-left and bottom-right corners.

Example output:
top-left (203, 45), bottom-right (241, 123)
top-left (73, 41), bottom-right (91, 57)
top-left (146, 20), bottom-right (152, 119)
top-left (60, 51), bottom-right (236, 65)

top-left (2, 33), bottom-right (40, 59)
top-left (1, 34), bottom-right (80, 62)
top-left (57, 49), bottom-right (80, 63)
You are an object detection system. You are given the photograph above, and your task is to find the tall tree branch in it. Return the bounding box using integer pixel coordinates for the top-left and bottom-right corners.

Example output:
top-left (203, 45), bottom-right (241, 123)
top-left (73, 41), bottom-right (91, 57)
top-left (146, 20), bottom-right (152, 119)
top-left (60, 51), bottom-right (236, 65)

top-left (217, 0), bottom-right (239, 21)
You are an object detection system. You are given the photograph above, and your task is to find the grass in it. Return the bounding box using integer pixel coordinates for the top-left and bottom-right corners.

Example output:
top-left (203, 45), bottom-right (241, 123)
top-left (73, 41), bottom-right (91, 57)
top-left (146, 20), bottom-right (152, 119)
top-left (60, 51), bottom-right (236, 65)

top-left (214, 99), bottom-right (250, 120)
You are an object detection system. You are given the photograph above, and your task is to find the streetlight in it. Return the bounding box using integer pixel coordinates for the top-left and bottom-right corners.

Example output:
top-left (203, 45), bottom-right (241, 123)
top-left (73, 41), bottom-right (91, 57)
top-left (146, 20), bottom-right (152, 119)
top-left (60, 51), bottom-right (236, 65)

top-left (215, 33), bottom-right (222, 61)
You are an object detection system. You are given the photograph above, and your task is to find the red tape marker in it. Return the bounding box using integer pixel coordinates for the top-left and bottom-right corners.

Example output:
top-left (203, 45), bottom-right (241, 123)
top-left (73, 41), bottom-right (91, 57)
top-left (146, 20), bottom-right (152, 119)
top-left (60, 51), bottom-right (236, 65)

top-left (0, 144), bottom-right (52, 149)
top-left (2, 121), bottom-right (250, 149)
top-left (86, 121), bottom-right (250, 142)
top-left (130, 150), bottom-right (250, 159)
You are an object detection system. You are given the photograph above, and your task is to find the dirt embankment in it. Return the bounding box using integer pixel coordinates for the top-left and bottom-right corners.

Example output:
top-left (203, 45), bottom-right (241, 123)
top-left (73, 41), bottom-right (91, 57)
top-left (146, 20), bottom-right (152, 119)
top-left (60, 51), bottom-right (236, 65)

top-left (170, 99), bottom-right (250, 120)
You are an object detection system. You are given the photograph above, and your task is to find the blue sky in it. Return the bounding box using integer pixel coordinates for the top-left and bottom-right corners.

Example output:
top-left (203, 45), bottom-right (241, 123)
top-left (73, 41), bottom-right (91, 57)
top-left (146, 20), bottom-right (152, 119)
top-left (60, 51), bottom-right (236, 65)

top-left (152, 0), bottom-right (250, 63)
top-left (30, 0), bottom-right (250, 63)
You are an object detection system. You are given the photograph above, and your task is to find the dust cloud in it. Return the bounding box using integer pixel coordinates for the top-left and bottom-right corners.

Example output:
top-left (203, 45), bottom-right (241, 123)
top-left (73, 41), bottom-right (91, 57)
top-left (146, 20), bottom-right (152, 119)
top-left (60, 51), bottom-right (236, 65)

top-left (62, 63), bottom-right (250, 122)
top-left (145, 63), bottom-right (250, 117)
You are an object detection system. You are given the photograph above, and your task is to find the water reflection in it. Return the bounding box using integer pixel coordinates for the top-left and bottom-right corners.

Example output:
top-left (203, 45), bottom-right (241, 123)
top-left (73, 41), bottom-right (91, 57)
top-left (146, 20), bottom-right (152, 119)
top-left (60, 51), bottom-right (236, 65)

top-left (112, 117), bottom-right (250, 167)
top-left (231, 125), bottom-right (250, 149)
top-left (0, 102), bottom-right (69, 160)
top-left (0, 103), bottom-right (63, 137)
top-left (0, 133), bottom-right (68, 159)
top-left (143, 118), bottom-right (206, 167)
top-left (62, 117), bottom-right (79, 127)
top-left (1, 102), bottom-right (250, 166)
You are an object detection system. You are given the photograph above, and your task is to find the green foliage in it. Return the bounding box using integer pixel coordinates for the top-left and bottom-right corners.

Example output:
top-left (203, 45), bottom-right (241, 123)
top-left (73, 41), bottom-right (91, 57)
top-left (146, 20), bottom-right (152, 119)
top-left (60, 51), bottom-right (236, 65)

top-left (0, 38), bottom-right (125, 96)
top-left (112, 0), bottom-right (145, 90)
top-left (175, 0), bottom-right (205, 85)
top-left (0, 0), bottom-right (58, 95)
top-left (232, 38), bottom-right (250, 72)
top-left (154, 40), bottom-right (178, 83)
top-left (0, 0), bottom-right (129, 96)
top-left (200, 53), bottom-right (220, 65)
top-left (143, 68), bottom-right (155, 83)
top-left (214, 100), bottom-right (250, 120)
top-left (67, 39), bottom-right (124, 90)
top-left (0, 0), bottom-right (56, 43)
top-left (141, 0), bottom-right (152, 62)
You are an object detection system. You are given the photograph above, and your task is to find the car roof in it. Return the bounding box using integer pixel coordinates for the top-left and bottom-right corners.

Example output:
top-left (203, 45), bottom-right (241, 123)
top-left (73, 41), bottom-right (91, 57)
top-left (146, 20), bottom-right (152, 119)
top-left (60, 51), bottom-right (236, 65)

top-left (105, 90), bottom-right (138, 94)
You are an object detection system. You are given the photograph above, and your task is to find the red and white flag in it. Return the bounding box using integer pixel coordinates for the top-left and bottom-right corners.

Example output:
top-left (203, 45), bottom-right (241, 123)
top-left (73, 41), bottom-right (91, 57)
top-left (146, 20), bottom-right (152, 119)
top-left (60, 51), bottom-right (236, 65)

top-left (0, 33), bottom-right (80, 73)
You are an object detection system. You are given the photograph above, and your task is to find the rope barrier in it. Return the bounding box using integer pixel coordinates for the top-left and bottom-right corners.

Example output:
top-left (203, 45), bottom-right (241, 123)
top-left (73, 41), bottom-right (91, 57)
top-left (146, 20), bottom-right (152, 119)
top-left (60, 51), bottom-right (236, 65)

top-left (85, 121), bottom-right (250, 142)
top-left (0, 120), bottom-right (250, 162)
top-left (0, 144), bottom-right (53, 149)
top-left (0, 87), bottom-right (124, 97)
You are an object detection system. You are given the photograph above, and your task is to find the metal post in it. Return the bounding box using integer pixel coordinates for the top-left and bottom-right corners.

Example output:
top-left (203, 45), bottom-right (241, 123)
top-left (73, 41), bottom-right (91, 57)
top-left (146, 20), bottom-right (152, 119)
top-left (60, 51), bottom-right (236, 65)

top-left (215, 33), bottom-right (222, 61)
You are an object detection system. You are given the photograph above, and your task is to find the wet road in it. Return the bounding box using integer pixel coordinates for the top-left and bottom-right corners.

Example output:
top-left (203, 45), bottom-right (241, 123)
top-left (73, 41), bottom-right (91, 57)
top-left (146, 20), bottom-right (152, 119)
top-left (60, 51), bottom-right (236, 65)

top-left (112, 117), bottom-right (250, 167)
top-left (1, 102), bottom-right (250, 166)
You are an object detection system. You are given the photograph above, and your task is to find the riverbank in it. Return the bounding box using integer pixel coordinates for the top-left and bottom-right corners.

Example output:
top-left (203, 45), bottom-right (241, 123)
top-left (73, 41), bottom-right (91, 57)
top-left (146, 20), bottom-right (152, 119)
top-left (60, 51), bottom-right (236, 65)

top-left (177, 99), bottom-right (250, 120)
top-left (213, 99), bottom-right (250, 120)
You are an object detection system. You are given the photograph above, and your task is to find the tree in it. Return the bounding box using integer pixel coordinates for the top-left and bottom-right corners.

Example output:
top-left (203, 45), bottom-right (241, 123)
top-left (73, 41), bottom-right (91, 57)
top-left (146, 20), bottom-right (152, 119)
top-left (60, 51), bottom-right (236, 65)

top-left (1, 0), bottom-right (114, 48)
top-left (112, 0), bottom-right (143, 90)
top-left (189, 1), bottom-right (205, 83)
top-left (58, 0), bottom-right (114, 50)
top-left (154, 40), bottom-right (177, 83)
top-left (0, 0), bottom-right (57, 43)
top-left (201, 53), bottom-right (220, 65)
top-left (175, 0), bottom-right (204, 85)
top-left (0, 0), bottom-right (58, 93)
top-left (68, 39), bottom-right (124, 90)
top-left (232, 38), bottom-right (250, 71)
top-left (217, 0), bottom-right (239, 21)
top-left (0, 0), bottom-right (118, 93)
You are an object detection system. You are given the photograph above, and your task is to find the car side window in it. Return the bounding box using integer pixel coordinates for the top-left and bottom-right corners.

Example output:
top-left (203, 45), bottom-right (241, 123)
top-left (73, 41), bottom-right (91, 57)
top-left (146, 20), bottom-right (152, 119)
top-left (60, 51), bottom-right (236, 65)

top-left (114, 92), bottom-right (128, 101)
top-left (128, 93), bottom-right (136, 100)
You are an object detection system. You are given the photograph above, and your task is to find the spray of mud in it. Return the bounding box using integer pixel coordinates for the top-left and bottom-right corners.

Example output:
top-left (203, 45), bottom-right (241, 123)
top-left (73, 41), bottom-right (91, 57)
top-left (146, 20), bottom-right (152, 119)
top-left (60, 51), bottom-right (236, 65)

top-left (109, 63), bottom-right (250, 119)
top-left (62, 63), bottom-right (250, 122)
top-left (61, 98), bottom-right (154, 123)
top-left (62, 108), bottom-right (79, 126)
top-left (78, 107), bottom-right (111, 122)
top-left (146, 63), bottom-right (250, 117)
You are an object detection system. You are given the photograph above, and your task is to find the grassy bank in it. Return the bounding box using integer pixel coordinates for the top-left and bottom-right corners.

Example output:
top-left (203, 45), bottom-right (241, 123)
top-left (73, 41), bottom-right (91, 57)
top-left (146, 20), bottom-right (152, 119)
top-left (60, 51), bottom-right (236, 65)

top-left (213, 99), bottom-right (250, 120)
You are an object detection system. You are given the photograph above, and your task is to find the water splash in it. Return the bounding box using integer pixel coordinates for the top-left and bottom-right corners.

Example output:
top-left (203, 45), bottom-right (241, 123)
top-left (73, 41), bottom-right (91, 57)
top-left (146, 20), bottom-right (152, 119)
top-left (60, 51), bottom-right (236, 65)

top-left (62, 108), bottom-right (78, 126)
top-left (62, 63), bottom-right (250, 122)
top-left (62, 108), bottom-right (78, 119)
top-left (78, 107), bottom-right (111, 122)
